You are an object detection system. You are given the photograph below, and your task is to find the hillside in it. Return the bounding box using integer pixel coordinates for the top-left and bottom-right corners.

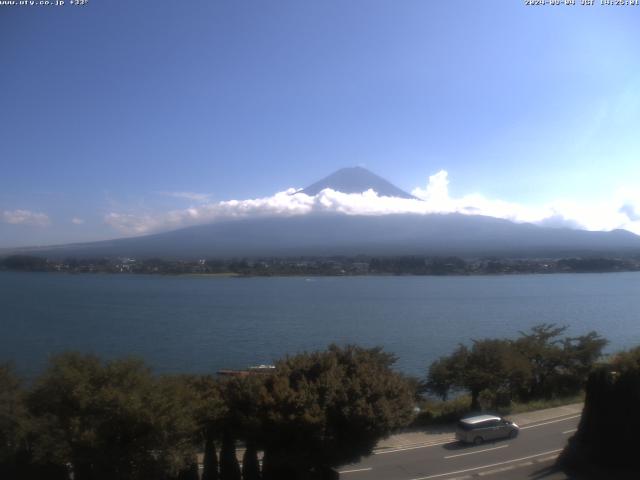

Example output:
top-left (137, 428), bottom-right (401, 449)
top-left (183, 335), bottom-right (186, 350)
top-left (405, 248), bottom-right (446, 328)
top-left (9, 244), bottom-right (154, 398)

top-left (14, 213), bottom-right (640, 260)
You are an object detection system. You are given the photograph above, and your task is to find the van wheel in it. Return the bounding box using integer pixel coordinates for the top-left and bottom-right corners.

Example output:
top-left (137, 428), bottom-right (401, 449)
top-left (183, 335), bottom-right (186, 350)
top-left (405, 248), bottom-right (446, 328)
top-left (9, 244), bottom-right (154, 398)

top-left (473, 436), bottom-right (483, 445)
top-left (509, 430), bottom-right (518, 439)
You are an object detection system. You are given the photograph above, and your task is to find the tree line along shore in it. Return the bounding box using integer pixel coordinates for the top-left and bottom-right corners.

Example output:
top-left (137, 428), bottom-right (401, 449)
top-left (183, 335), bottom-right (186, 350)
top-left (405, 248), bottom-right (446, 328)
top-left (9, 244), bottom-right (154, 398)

top-left (2, 324), bottom-right (639, 479)
top-left (2, 254), bottom-right (640, 276)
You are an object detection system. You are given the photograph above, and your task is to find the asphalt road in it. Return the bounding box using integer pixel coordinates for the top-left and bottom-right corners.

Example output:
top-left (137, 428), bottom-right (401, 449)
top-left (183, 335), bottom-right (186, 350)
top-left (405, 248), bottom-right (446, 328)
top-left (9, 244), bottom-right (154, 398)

top-left (338, 413), bottom-right (580, 480)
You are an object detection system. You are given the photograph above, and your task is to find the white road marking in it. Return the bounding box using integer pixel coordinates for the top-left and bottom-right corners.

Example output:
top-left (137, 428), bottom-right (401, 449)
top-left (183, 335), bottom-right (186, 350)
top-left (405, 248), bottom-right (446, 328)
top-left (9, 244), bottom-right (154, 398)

top-left (562, 428), bottom-right (577, 434)
top-left (375, 413), bottom-right (580, 456)
top-left (536, 455), bottom-right (562, 463)
top-left (408, 448), bottom-right (563, 480)
top-left (338, 467), bottom-right (373, 474)
top-left (520, 414), bottom-right (580, 430)
top-left (444, 444), bottom-right (509, 459)
top-left (374, 439), bottom-right (455, 455)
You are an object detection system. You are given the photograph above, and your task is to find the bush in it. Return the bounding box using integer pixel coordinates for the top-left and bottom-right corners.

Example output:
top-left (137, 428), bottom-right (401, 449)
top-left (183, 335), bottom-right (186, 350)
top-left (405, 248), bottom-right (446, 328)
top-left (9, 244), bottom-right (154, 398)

top-left (423, 324), bottom-right (607, 409)
top-left (560, 364), bottom-right (640, 476)
top-left (412, 395), bottom-right (472, 427)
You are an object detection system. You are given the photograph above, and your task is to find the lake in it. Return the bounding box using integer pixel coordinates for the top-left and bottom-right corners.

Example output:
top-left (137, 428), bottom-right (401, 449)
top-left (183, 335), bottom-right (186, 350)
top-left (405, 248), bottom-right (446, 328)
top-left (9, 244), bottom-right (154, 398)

top-left (1, 271), bottom-right (639, 379)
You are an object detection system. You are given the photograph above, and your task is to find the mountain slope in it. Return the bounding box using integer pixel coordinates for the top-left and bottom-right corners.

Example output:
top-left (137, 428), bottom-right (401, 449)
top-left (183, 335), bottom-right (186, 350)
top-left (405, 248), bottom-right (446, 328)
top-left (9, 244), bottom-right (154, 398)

top-left (7, 167), bottom-right (640, 260)
top-left (18, 213), bottom-right (640, 260)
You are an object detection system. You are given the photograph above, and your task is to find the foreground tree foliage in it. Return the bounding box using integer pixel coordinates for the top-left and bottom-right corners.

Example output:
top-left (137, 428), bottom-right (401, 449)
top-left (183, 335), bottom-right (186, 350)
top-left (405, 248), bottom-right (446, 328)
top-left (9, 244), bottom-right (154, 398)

top-left (25, 353), bottom-right (201, 480)
top-left (424, 324), bottom-right (607, 409)
top-left (190, 375), bottom-right (225, 480)
top-left (1, 345), bottom-right (414, 480)
top-left (258, 345), bottom-right (414, 479)
top-left (217, 376), bottom-right (264, 480)
top-left (560, 345), bottom-right (640, 477)
top-left (0, 364), bottom-right (32, 479)
top-left (608, 344), bottom-right (640, 372)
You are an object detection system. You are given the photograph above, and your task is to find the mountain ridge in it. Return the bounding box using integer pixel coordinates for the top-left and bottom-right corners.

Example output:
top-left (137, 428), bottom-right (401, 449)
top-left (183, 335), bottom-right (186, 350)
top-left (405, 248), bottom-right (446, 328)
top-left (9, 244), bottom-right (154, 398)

top-left (3, 168), bottom-right (640, 259)
top-left (9, 212), bottom-right (640, 260)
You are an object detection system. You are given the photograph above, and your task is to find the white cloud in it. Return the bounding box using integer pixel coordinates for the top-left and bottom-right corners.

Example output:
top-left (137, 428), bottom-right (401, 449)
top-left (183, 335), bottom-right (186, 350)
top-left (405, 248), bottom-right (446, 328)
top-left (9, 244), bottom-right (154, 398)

top-left (161, 191), bottom-right (212, 203)
top-left (411, 170), bottom-right (452, 208)
top-left (620, 204), bottom-right (640, 222)
top-left (104, 189), bottom-right (315, 235)
top-left (71, 217), bottom-right (85, 225)
top-left (2, 209), bottom-right (50, 227)
top-left (410, 171), bottom-right (640, 235)
top-left (103, 171), bottom-right (640, 237)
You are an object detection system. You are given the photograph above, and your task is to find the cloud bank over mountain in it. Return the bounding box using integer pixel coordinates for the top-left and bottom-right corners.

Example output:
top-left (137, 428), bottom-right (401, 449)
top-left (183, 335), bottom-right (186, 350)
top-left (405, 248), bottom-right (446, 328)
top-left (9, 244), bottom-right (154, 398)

top-left (2, 209), bottom-right (51, 227)
top-left (103, 170), bottom-right (640, 237)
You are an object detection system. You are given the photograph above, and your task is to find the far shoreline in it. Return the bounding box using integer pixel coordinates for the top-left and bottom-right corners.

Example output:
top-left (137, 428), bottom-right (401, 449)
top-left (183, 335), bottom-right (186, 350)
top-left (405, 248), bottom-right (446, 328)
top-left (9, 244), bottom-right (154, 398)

top-left (3, 269), bottom-right (640, 279)
top-left (2, 253), bottom-right (640, 277)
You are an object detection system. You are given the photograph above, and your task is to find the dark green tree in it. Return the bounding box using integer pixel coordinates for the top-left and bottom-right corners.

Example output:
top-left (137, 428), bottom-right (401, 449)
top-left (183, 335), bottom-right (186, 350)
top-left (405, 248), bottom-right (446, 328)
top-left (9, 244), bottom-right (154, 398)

top-left (0, 364), bottom-right (29, 479)
top-left (610, 345), bottom-right (640, 372)
top-left (241, 443), bottom-right (260, 480)
top-left (201, 431), bottom-right (219, 480)
top-left (177, 460), bottom-right (200, 480)
top-left (425, 341), bottom-right (530, 410)
top-left (219, 430), bottom-right (241, 480)
top-left (463, 339), bottom-right (530, 410)
top-left (425, 325), bottom-right (607, 409)
top-left (27, 353), bottom-right (199, 480)
top-left (424, 346), bottom-right (468, 401)
top-left (514, 324), bottom-right (568, 399)
top-left (152, 375), bottom-right (203, 478)
top-left (218, 376), bottom-right (265, 480)
top-left (561, 332), bottom-right (608, 378)
top-left (560, 359), bottom-right (640, 476)
top-left (190, 375), bottom-right (226, 480)
top-left (258, 344), bottom-right (414, 480)
top-left (515, 324), bottom-right (606, 399)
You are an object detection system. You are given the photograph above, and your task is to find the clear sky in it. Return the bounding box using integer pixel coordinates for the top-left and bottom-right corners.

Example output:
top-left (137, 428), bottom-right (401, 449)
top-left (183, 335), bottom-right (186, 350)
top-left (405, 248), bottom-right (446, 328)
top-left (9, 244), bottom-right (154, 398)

top-left (1, 0), bottom-right (639, 247)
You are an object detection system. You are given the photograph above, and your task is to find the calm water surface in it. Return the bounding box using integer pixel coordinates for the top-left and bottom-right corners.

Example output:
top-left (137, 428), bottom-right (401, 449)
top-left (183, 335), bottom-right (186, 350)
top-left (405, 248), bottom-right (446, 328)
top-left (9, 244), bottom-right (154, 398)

top-left (1, 271), bottom-right (639, 378)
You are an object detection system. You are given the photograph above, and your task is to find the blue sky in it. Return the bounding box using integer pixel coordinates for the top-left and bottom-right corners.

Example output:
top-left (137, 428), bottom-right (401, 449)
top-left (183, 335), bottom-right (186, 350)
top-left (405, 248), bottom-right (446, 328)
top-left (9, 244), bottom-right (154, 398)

top-left (1, 1), bottom-right (639, 247)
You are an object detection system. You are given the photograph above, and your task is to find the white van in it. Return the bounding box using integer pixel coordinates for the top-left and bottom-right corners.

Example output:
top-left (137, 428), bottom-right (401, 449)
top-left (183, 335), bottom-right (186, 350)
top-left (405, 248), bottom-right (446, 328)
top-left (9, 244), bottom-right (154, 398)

top-left (455, 414), bottom-right (519, 444)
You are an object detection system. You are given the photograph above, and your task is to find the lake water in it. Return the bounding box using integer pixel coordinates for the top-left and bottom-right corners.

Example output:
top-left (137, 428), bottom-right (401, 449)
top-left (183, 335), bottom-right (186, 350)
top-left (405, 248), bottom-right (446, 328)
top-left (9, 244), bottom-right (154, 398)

top-left (1, 271), bottom-right (640, 379)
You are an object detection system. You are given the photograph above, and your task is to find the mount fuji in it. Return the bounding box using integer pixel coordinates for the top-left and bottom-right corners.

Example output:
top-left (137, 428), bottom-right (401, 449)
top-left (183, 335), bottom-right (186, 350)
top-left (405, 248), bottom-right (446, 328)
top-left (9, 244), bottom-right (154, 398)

top-left (8, 167), bottom-right (640, 259)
